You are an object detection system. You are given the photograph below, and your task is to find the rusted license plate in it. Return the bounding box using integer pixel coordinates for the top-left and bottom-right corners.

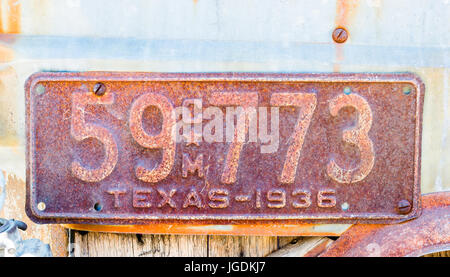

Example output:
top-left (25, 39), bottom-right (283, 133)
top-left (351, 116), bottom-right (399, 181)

top-left (26, 73), bottom-right (423, 224)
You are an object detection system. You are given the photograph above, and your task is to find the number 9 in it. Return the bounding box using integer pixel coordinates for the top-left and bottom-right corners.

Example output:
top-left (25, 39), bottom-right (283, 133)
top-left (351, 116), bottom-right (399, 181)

top-left (129, 93), bottom-right (176, 183)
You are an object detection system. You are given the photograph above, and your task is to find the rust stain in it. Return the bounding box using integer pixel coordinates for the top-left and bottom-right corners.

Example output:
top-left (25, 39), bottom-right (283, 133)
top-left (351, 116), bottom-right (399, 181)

top-left (320, 192), bottom-right (450, 257)
top-left (333, 47), bottom-right (344, 72)
top-left (0, 172), bottom-right (68, 256)
top-left (0, 0), bottom-right (21, 34)
top-left (335, 0), bottom-right (360, 27)
top-left (333, 0), bottom-right (360, 71)
top-left (0, 45), bottom-right (14, 62)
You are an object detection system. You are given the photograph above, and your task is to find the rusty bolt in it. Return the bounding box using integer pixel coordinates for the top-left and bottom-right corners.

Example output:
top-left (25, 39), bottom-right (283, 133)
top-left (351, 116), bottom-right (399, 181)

top-left (93, 82), bottom-right (106, 96)
top-left (397, 200), bottom-right (412, 214)
top-left (332, 27), bottom-right (348, 43)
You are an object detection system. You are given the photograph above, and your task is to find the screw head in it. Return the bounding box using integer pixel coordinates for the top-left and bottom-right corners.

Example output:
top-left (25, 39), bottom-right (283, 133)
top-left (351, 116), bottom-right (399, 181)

top-left (403, 86), bottom-right (412, 95)
top-left (343, 87), bottom-right (351, 95)
top-left (35, 84), bottom-right (46, 95)
top-left (332, 27), bottom-right (348, 43)
top-left (37, 202), bottom-right (46, 211)
top-left (93, 82), bottom-right (106, 96)
top-left (341, 202), bottom-right (349, 211)
top-left (397, 200), bottom-right (412, 214)
top-left (94, 202), bottom-right (102, 211)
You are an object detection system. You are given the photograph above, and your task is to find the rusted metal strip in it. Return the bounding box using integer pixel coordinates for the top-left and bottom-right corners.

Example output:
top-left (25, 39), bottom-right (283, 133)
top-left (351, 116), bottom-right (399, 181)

top-left (64, 222), bottom-right (350, 237)
top-left (320, 192), bottom-right (450, 257)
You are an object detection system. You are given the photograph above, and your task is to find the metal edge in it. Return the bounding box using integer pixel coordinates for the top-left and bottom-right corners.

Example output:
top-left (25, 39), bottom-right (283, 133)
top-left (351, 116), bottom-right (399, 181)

top-left (24, 72), bottom-right (424, 225)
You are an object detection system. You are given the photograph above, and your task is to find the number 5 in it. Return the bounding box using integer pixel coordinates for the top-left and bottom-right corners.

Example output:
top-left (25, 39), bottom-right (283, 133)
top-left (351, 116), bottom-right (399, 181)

top-left (71, 91), bottom-right (118, 182)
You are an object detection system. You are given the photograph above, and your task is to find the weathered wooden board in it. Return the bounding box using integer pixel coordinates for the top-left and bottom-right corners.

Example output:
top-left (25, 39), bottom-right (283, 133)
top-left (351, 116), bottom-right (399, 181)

top-left (70, 231), bottom-right (450, 257)
top-left (72, 231), bottom-right (208, 257)
top-left (72, 231), bottom-right (280, 257)
top-left (267, 237), bottom-right (334, 257)
top-left (208, 235), bottom-right (278, 257)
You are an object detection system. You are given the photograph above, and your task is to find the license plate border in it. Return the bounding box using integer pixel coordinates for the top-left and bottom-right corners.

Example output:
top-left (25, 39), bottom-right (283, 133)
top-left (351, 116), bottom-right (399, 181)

top-left (25, 72), bottom-right (424, 225)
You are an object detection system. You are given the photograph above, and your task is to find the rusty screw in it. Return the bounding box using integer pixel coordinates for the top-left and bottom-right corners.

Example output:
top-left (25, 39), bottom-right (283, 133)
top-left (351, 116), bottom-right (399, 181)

top-left (93, 82), bottom-right (106, 96)
top-left (397, 200), bottom-right (412, 214)
top-left (332, 27), bottom-right (348, 43)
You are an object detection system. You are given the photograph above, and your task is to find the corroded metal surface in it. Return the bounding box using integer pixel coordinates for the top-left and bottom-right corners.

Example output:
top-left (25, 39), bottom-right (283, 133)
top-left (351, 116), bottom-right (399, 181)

top-left (64, 222), bottom-right (351, 237)
top-left (26, 72), bottom-right (423, 225)
top-left (320, 192), bottom-right (450, 257)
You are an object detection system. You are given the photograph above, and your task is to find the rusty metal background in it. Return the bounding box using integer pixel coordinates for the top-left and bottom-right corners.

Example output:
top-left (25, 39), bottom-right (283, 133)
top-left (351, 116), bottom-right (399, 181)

top-left (320, 191), bottom-right (450, 257)
top-left (25, 72), bottom-right (423, 225)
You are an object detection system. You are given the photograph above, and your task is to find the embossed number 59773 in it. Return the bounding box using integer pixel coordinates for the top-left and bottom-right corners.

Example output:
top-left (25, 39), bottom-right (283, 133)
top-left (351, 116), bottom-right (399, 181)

top-left (70, 90), bottom-right (375, 185)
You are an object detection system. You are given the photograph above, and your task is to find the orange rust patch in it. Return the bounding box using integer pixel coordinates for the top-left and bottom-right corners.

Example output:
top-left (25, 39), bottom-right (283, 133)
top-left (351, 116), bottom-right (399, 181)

top-left (0, 45), bottom-right (14, 62)
top-left (335, 0), bottom-right (360, 27)
top-left (64, 223), bottom-right (348, 236)
top-left (0, 0), bottom-right (21, 34)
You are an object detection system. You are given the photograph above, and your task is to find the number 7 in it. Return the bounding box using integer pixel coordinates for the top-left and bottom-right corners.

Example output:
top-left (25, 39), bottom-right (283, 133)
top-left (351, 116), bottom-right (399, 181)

top-left (209, 92), bottom-right (258, 184)
top-left (270, 93), bottom-right (317, 184)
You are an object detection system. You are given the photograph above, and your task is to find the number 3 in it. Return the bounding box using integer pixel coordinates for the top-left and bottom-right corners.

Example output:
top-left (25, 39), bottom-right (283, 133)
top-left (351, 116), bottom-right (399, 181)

top-left (327, 94), bottom-right (375, 183)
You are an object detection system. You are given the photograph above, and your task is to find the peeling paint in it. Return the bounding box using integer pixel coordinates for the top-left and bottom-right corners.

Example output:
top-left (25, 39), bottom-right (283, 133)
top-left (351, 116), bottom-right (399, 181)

top-left (0, 170), bottom-right (5, 211)
top-left (0, 66), bottom-right (19, 146)
top-left (0, 172), bottom-right (67, 256)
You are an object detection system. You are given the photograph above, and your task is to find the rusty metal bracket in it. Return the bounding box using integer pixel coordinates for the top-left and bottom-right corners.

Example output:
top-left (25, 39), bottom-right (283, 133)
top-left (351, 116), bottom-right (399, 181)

top-left (320, 191), bottom-right (450, 257)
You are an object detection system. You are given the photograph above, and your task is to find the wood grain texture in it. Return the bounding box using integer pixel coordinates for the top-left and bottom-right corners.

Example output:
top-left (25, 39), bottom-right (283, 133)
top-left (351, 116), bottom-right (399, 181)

top-left (71, 231), bottom-right (449, 257)
top-left (267, 237), bottom-right (333, 257)
top-left (208, 235), bottom-right (278, 257)
top-left (72, 232), bottom-right (279, 257)
top-left (134, 234), bottom-right (208, 257)
top-left (423, 251), bottom-right (450, 257)
top-left (277, 236), bottom-right (302, 249)
top-left (73, 231), bottom-right (208, 257)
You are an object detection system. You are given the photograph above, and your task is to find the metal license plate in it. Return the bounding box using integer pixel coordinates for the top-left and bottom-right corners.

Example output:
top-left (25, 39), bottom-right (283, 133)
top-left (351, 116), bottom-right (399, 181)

top-left (26, 72), bottom-right (423, 224)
